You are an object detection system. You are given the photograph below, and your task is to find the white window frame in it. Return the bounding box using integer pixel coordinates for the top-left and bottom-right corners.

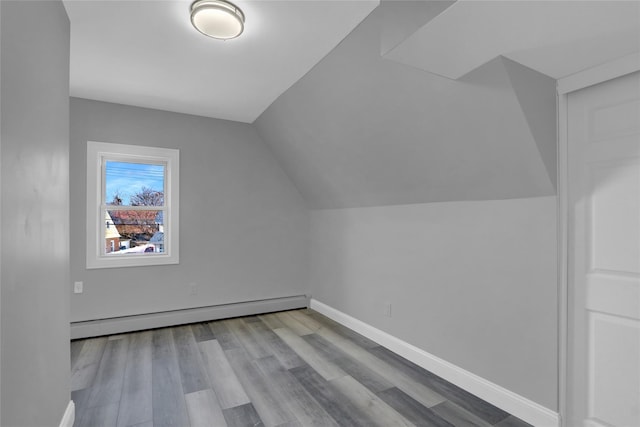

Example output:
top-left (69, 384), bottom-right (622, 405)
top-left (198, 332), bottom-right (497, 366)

top-left (86, 141), bottom-right (179, 269)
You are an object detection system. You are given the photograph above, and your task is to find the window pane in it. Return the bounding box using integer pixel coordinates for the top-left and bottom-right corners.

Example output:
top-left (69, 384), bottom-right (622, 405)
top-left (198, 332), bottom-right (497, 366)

top-left (105, 209), bottom-right (165, 255)
top-left (88, 141), bottom-right (178, 268)
top-left (105, 161), bottom-right (165, 206)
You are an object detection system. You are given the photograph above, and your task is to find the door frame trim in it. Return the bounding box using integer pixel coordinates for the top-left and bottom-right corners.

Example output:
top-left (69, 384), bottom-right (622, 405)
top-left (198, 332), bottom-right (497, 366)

top-left (557, 53), bottom-right (640, 95)
top-left (556, 54), bottom-right (640, 427)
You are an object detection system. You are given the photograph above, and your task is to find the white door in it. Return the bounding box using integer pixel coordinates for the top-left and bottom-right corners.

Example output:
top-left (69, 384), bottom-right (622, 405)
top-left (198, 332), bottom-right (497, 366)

top-left (567, 71), bottom-right (640, 427)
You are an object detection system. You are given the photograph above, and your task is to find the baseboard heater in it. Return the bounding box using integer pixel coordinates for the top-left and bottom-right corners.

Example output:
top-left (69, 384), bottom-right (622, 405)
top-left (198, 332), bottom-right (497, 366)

top-left (70, 295), bottom-right (309, 340)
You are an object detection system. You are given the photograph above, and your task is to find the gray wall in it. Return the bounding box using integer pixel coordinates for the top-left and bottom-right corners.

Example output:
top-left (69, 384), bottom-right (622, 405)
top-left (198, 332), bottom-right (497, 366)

top-left (255, 2), bottom-right (559, 411)
top-left (70, 98), bottom-right (309, 322)
top-left (255, 4), bottom-right (557, 209)
top-left (1, 2), bottom-right (71, 425)
top-left (310, 196), bottom-right (558, 410)
top-left (1, 5), bottom-right (3, 421)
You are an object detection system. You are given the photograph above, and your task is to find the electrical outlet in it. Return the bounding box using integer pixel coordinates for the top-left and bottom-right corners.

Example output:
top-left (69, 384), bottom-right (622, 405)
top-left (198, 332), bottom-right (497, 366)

top-left (189, 282), bottom-right (198, 296)
top-left (384, 302), bottom-right (392, 317)
top-left (74, 281), bottom-right (83, 294)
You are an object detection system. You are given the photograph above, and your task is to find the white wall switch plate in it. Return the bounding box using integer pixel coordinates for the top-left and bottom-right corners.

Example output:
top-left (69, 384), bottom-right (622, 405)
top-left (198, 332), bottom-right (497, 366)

top-left (73, 281), bottom-right (83, 294)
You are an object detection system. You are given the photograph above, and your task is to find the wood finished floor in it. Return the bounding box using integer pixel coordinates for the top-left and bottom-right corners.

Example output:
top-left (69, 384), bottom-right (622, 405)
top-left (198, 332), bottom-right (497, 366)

top-left (71, 309), bottom-right (532, 427)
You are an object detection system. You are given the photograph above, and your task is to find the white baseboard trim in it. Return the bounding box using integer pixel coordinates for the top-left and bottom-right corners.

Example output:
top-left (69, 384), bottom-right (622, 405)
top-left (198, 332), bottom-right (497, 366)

top-left (310, 299), bottom-right (560, 427)
top-left (71, 295), bottom-right (308, 339)
top-left (59, 400), bottom-right (75, 427)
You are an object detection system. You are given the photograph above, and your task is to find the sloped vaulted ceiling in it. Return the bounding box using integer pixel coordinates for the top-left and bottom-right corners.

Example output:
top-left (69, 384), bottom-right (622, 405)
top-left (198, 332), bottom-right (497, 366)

top-left (254, 2), bottom-right (557, 209)
top-left (384, 1), bottom-right (640, 80)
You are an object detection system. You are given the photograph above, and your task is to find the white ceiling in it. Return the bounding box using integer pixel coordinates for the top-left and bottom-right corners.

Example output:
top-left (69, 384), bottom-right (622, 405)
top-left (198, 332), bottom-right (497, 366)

top-left (63, 0), bottom-right (378, 123)
top-left (65, 1), bottom-right (640, 125)
top-left (384, 0), bottom-right (640, 80)
top-left (64, 0), bottom-right (640, 208)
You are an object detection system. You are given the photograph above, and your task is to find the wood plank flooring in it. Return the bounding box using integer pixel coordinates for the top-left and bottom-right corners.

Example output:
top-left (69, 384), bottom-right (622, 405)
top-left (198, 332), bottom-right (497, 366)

top-left (71, 309), bottom-right (532, 427)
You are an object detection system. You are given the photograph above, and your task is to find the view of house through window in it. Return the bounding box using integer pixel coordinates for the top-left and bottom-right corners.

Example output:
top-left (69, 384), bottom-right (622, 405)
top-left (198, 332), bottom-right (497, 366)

top-left (104, 161), bottom-right (166, 256)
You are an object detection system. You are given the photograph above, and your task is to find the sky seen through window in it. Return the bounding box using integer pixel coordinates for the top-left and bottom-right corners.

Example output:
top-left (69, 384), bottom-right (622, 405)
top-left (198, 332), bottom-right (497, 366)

top-left (105, 161), bottom-right (165, 205)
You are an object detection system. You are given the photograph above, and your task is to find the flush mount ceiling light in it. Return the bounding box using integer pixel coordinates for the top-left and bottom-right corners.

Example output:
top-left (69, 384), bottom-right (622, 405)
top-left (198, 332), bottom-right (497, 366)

top-left (190, 0), bottom-right (245, 40)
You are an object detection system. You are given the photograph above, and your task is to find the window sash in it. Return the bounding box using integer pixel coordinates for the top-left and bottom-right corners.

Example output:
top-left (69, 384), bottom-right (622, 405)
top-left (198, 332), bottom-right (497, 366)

top-left (102, 158), bottom-right (167, 207)
top-left (100, 207), bottom-right (167, 257)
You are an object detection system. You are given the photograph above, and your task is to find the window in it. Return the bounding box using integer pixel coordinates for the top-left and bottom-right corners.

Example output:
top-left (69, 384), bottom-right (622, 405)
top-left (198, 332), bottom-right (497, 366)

top-left (87, 141), bottom-right (179, 269)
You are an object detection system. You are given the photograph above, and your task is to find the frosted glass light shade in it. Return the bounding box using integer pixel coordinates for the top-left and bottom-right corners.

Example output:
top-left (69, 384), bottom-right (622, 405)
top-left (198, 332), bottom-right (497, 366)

top-left (190, 0), bottom-right (245, 40)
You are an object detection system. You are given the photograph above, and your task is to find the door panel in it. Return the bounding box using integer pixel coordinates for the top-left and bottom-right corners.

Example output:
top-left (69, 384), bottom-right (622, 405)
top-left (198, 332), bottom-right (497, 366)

top-left (590, 160), bottom-right (640, 274)
top-left (589, 98), bottom-right (640, 143)
top-left (568, 71), bottom-right (640, 427)
top-left (589, 313), bottom-right (640, 427)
